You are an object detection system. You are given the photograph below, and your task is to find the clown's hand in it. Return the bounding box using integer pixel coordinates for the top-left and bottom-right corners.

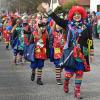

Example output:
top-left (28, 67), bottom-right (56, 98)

top-left (37, 3), bottom-right (50, 13)
top-left (42, 3), bottom-right (50, 12)
top-left (89, 49), bottom-right (94, 63)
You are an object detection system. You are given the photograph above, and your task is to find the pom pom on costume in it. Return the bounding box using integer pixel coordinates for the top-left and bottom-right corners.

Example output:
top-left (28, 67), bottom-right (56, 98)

top-left (68, 6), bottom-right (87, 21)
top-left (6, 26), bottom-right (12, 31)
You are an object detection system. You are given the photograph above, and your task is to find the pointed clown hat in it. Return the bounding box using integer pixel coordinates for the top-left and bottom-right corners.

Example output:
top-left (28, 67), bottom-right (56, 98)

top-left (67, 6), bottom-right (87, 21)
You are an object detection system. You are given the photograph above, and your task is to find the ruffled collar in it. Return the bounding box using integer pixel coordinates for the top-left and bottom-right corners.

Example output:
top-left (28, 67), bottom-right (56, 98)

top-left (70, 20), bottom-right (84, 29)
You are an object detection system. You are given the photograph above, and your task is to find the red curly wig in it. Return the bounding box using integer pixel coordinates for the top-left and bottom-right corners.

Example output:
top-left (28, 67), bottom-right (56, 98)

top-left (67, 6), bottom-right (87, 21)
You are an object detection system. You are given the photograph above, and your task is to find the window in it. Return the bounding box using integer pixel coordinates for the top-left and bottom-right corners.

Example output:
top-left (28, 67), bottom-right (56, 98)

top-left (97, 5), bottom-right (100, 12)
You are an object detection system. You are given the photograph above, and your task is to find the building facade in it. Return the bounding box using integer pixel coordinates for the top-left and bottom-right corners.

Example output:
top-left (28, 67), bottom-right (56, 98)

top-left (90, 0), bottom-right (100, 12)
top-left (58, 0), bottom-right (90, 7)
top-left (50, 0), bottom-right (60, 11)
top-left (50, 0), bottom-right (90, 11)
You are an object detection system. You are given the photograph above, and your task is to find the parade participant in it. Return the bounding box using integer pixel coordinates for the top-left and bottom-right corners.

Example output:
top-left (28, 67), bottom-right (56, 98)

top-left (97, 17), bottom-right (100, 39)
top-left (4, 26), bottom-right (12, 49)
top-left (51, 22), bottom-right (66, 85)
top-left (85, 12), bottom-right (92, 25)
top-left (37, 3), bottom-right (94, 99)
top-left (22, 18), bottom-right (33, 64)
top-left (29, 15), bottom-right (36, 32)
top-left (2, 17), bottom-right (8, 41)
top-left (0, 23), bottom-right (3, 41)
top-left (11, 18), bottom-right (24, 65)
top-left (30, 20), bottom-right (48, 85)
top-left (23, 21), bottom-right (32, 45)
top-left (91, 11), bottom-right (98, 38)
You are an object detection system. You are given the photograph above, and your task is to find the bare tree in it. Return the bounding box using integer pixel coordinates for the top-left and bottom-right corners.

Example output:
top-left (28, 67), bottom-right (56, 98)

top-left (7, 0), bottom-right (50, 13)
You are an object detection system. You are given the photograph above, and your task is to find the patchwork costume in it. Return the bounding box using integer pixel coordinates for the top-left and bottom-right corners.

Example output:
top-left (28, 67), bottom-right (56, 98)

top-left (46, 6), bottom-right (94, 99)
top-left (51, 29), bottom-right (66, 84)
top-left (12, 26), bottom-right (24, 64)
top-left (30, 29), bottom-right (47, 85)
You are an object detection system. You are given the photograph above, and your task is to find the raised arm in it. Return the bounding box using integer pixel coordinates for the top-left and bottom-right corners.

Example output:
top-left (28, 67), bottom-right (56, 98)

top-left (48, 12), bottom-right (68, 30)
top-left (37, 3), bottom-right (68, 30)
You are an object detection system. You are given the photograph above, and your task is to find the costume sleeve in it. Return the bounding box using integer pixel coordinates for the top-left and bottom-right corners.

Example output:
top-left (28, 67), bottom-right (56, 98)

top-left (12, 30), bottom-right (17, 39)
top-left (47, 11), bottom-right (68, 30)
top-left (29, 33), bottom-right (34, 44)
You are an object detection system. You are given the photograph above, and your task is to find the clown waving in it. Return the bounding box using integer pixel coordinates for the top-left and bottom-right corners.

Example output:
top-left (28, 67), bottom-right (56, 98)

top-left (37, 3), bottom-right (94, 99)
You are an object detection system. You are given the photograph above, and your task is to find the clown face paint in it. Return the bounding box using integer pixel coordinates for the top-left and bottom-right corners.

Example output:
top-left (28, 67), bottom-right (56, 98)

top-left (73, 12), bottom-right (82, 21)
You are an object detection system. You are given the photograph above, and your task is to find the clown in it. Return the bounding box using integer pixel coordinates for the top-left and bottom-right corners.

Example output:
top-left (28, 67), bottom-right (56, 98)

top-left (38, 3), bottom-right (94, 99)
top-left (0, 23), bottom-right (3, 41)
top-left (30, 16), bottom-right (48, 85)
top-left (4, 26), bottom-right (12, 49)
top-left (52, 23), bottom-right (66, 85)
top-left (11, 18), bottom-right (24, 65)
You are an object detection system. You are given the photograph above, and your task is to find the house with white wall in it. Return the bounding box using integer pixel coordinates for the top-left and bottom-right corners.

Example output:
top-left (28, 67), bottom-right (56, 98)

top-left (50, 0), bottom-right (90, 11)
top-left (90, 0), bottom-right (100, 12)
top-left (50, 0), bottom-right (60, 11)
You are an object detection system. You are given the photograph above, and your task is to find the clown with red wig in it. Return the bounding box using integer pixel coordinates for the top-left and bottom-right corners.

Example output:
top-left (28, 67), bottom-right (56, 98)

top-left (38, 3), bottom-right (94, 99)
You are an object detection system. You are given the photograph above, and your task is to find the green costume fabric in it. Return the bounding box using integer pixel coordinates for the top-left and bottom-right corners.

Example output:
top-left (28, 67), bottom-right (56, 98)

top-left (13, 26), bottom-right (24, 50)
top-left (97, 19), bottom-right (100, 34)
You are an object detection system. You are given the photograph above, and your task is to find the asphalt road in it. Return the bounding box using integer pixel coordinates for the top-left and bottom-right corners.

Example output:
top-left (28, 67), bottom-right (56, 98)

top-left (0, 39), bottom-right (100, 100)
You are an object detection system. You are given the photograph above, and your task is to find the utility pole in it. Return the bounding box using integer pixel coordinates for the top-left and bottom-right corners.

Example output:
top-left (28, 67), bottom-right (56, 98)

top-left (0, 0), bottom-right (1, 8)
top-left (0, 0), bottom-right (1, 13)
